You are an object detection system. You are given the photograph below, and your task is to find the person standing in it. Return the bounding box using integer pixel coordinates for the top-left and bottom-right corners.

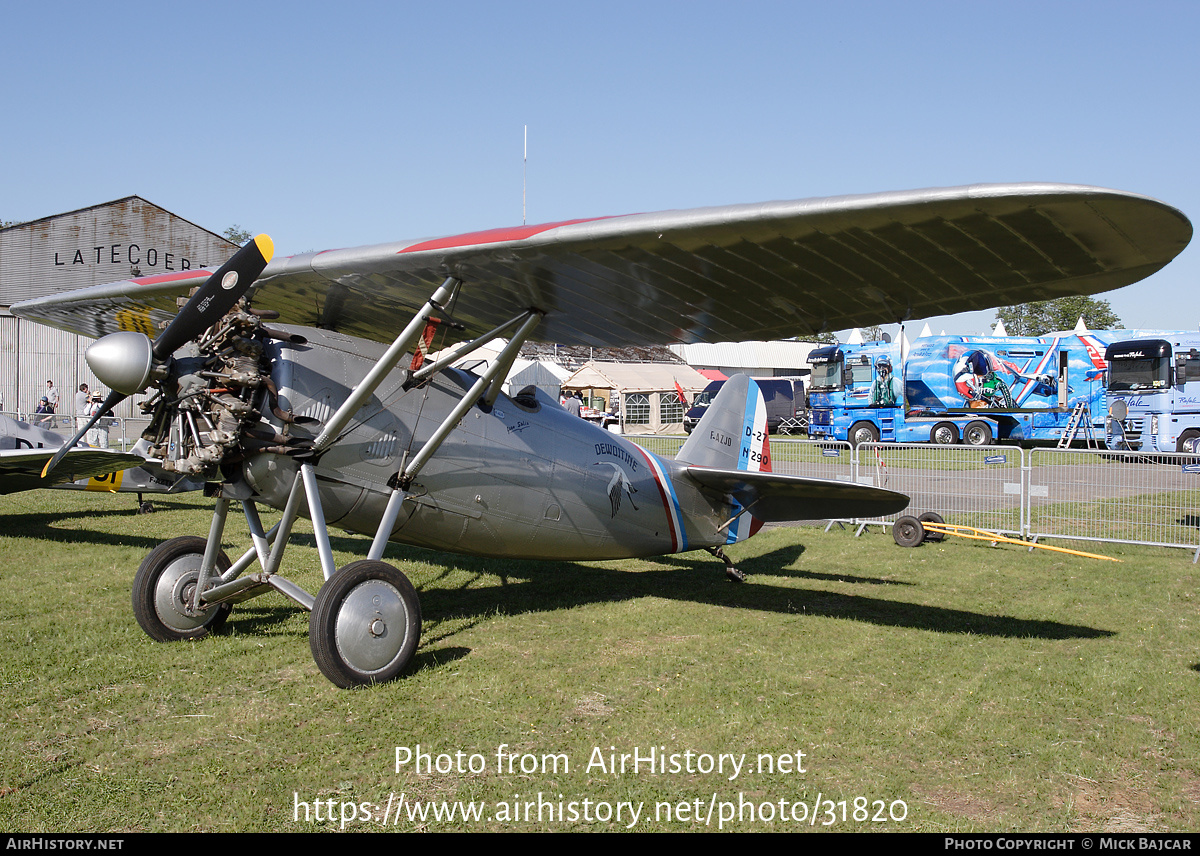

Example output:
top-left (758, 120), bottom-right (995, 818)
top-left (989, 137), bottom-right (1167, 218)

top-left (85, 392), bottom-right (110, 449)
top-left (75, 383), bottom-right (90, 432)
top-left (40, 380), bottom-right (59, 426)
top-left (35, 396), bottom-right (53, 425)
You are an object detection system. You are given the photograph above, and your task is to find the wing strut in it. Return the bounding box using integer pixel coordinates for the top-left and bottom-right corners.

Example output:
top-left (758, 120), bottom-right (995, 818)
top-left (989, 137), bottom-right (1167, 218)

top-left (367, 308), bottom-right (544, 557)
top-left (187, 286), bottom-right (545, 619)
top-left (397, 309), bottom-right (542, 489)
top-left (311, 276), bottom-right (463, 454)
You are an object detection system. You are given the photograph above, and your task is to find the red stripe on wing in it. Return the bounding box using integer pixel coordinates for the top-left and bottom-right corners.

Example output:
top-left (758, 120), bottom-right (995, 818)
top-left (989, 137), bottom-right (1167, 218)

top-left (128, 270), bottom-right (208, 285)
top-left (397, 217), bottom-right (615, 254)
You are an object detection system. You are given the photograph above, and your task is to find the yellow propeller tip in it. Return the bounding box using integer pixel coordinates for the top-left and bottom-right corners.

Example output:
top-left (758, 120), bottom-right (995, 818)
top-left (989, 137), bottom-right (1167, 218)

top-left (253, 234), bottom-right (274, 263)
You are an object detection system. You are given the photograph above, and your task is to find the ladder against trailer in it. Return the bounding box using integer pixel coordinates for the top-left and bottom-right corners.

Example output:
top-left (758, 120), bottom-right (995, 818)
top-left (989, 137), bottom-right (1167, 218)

top-left (1057, 402), bottom-right (1097, 449)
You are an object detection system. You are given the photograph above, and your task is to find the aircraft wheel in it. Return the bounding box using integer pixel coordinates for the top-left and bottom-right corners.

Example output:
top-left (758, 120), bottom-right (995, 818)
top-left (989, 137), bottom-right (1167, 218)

top-left (848, 421), bottom-right (879, 448)
top-left (310, 560), bottom-right (421, 689)
top-left (931, 422), bottom-right (959, 445)
top-left (963, 420), bottom-right (994, 446)
top-left (918, 511), bottom-right (946, 542)
top-left (132, 536), bottom-right (233, 642)
top-left (892, 515), bottom-right (925, 548)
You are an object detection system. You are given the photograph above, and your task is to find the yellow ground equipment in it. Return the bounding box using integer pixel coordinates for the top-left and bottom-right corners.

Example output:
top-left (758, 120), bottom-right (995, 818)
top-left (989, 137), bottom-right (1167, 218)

top-left (891, 514), bottom-right (1121, 562)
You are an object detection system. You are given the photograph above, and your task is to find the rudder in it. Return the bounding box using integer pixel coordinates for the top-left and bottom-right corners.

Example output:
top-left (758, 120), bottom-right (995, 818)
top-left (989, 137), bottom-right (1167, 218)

top-left (678, 374), bottom-right (771, 472)
top-left (677, 375), bottom-right (770, 543)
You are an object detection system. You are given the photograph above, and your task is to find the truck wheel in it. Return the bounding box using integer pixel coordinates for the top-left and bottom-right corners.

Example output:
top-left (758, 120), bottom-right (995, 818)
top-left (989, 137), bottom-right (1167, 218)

top-left (1177, 429), bottom-right (1200, 454)
top-left (848, 421), bottom-right (879, 448)
top-left (931, 422), bottom-right (959, 445)
top-left (892, 515), bottom-right (925, 547)
top-left (963, 420), bottom-right (993, 446)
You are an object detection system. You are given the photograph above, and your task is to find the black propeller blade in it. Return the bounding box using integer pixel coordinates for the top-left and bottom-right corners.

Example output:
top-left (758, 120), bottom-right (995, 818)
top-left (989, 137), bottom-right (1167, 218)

top-left (153, 235), bottom-right (274, 358)
top-left (41, 235), bottom-right (274, 478)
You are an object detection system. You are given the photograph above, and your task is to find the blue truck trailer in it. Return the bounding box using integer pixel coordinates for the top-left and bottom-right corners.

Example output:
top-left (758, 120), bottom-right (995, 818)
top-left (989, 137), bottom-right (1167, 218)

top-left (807, 333), bottom-right (1119, 446)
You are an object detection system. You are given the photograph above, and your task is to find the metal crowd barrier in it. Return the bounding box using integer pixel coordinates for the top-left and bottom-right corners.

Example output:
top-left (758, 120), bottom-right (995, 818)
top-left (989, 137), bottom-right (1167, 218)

top-left (854, 442), bottom-right (1025, 537)
top-left (1, 410), bottom-right (150, 453)
top-left (766, 438), bottom-right (855, 483)
top-left (627, 435), bottom-right (686, 459)
top-left (1026, 449), bottom-right (1200, 560)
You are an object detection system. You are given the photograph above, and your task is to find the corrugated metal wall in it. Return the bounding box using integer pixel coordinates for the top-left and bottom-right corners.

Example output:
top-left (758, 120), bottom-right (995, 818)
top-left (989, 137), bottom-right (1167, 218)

top-left (0, 315), bottom-right (114, 419)
top-left (0, 197), bottom-right (238, 420)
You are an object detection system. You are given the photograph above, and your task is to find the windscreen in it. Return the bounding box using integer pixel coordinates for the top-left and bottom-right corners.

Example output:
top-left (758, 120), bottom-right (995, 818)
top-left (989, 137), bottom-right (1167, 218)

top-left (1108, 356), bottom-right (1171, 391)
top-left (809, 360), bottom-right (842, 391)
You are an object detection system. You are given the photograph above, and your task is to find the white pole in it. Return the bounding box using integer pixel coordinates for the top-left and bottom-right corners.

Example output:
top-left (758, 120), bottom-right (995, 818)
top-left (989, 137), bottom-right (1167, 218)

top-left (523, 125), bottom-right (527, 225)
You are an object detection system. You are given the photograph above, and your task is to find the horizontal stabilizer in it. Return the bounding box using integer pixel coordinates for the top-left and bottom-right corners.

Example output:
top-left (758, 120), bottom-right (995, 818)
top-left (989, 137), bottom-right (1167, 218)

top-left (684, 466), bottom-right (909, 522)
top-left (0, 448), bottom-right (144, 495)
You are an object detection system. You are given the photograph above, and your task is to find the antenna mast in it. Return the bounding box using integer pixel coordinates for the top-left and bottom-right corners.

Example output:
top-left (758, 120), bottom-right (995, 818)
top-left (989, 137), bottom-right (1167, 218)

top-left (523, 125), bottom-right (527, 225)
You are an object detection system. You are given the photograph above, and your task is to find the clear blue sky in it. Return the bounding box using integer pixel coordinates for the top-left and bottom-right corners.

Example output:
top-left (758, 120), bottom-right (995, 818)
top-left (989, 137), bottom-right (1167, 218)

top-left (3, 0), bottom-right (1197, 339)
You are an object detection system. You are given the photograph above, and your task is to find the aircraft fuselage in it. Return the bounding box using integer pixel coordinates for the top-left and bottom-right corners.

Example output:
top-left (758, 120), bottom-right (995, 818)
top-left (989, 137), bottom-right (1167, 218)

top-left (236, 327), bottom-right (732, 560)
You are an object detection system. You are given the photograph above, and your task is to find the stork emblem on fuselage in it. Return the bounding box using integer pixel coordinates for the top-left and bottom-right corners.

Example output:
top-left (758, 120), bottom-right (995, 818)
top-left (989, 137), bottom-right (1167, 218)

top-left (593, 462), bottom-right (639, 517)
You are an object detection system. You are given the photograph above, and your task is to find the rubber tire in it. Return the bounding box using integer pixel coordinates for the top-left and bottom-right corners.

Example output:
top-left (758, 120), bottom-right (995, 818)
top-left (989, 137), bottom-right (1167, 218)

top-left (892, 515), bottom-right (926, 548)
top-left (918, 511), bottom-right (946, 542)
top-left (931, 422), bottom-right (959, 445)
top-left (1177, 429), bottom-right (1200, 454)
top-left (963, 420), bottom-right (994, 446)
top-left (310, 560), bottom-right (422, 689)
top-left (132, 536), bottom-right (233, 642)
top-left (848, 421), bottom-right (880, 448)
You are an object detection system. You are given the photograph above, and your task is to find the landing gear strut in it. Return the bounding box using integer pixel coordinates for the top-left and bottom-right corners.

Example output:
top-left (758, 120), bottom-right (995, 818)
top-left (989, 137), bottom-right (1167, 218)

top-left (128, 276), bottom-right (542, 688)
top-left (133, 482), bottom-right (426, 688)
top-left (707, 546), bottom-right (746, 583)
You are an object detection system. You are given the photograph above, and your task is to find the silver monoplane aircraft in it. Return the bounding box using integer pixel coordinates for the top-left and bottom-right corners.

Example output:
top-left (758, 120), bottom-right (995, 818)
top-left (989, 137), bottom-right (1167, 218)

top-left (14, 183), bottom-right (1191, 687)
top-left (0, 412), bottom-right (201, 505)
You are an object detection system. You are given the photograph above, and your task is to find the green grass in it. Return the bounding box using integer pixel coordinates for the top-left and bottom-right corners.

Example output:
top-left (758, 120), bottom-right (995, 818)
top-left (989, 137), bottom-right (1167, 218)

top-left (1, 491), bottom-right (1198, 832)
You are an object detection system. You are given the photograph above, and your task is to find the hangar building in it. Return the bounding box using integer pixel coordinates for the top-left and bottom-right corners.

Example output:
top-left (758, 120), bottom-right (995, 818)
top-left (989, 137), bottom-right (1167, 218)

top-left (0, 197), bottom-right (238, 428)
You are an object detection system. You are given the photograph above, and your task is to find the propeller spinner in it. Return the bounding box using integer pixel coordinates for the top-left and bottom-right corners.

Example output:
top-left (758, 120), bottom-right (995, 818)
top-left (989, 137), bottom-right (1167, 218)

top-left (41, 235), bottom-right (274, 478)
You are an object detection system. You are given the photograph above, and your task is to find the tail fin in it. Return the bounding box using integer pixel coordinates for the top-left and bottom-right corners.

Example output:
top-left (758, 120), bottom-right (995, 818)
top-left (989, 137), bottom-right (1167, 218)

top-left (678, 375), bottom-right (910, 541)
top-left (678, 374), bottom-right (771, 472)
top-left (677, 375), bottom-right (771, 544)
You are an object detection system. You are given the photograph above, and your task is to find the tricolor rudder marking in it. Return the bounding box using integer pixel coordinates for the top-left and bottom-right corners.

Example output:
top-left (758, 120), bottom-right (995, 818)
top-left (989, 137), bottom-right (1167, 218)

top-left (738, 380), bottom-right (771, 473)
top-left (727, 380), bottom-right (770, 543)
